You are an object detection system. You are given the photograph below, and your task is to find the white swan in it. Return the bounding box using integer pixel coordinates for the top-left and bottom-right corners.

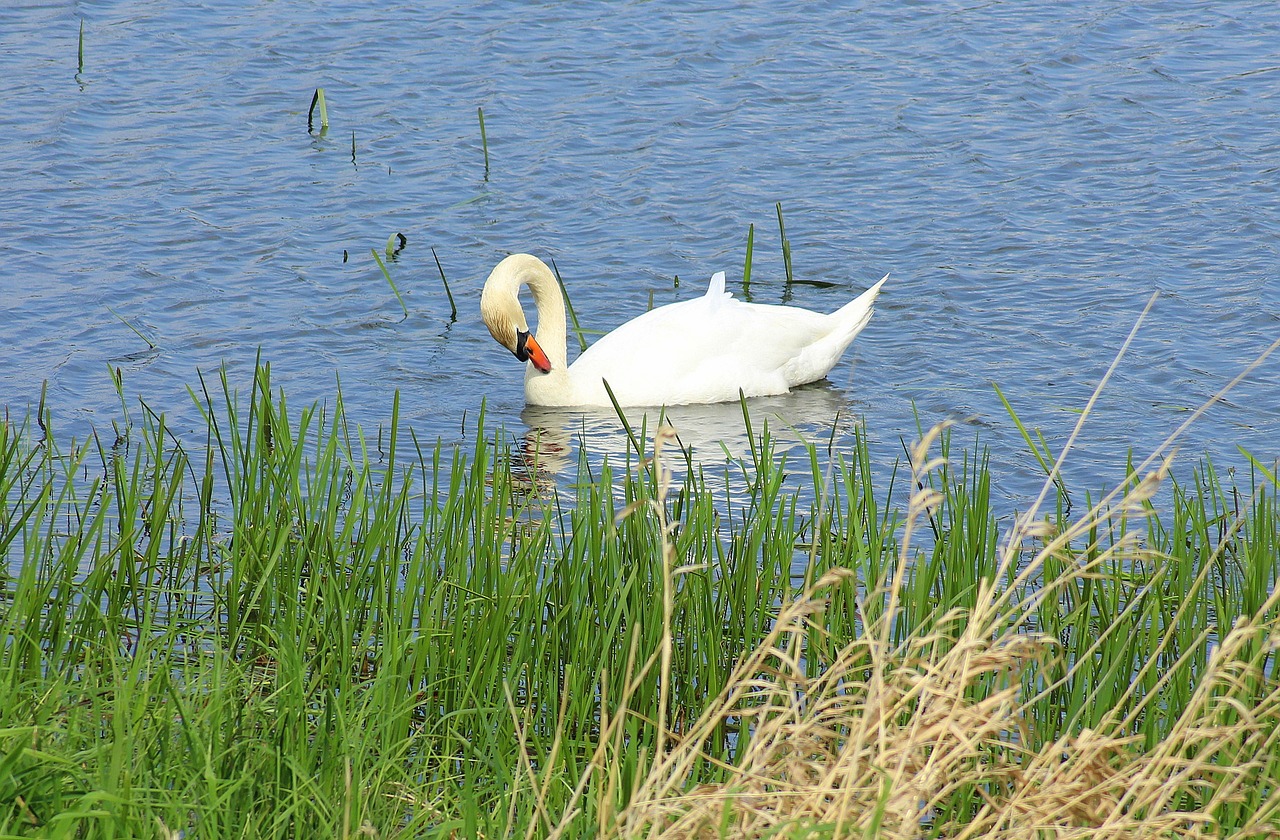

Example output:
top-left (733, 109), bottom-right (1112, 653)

top-left (480, 253), bottom-right (886, 407)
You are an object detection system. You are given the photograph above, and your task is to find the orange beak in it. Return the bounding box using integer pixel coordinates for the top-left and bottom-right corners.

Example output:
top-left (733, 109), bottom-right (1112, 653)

top-left (516, 330), bottom-right (552, 373)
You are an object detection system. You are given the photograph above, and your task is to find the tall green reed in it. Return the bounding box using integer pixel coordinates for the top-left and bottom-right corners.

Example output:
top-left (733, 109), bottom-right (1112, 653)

top-left (1, 361), bottom-right (1277, 836)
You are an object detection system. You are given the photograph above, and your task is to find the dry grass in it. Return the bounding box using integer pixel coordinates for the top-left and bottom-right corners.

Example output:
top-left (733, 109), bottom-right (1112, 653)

top-left (613, 575), bottom-right (1280, 838)
top-left (607, 443), bottom-right (1280, 839)
top-left (581, 321), bottom-right (1280, 839)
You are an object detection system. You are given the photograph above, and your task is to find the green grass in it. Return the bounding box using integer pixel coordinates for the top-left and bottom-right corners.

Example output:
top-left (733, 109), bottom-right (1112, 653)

top-left (478, 106), bottom-right (489, 180)
top-left (371, 247), bottom-right (408, 319)
top-left (431, 247), bottom-right (458, 322)
top-left (775, 201), bottom-right (793, 286)
top-left (309, 88), bottom-right (329, 133)
top-left (1, 363), bottom-right (1278, 837)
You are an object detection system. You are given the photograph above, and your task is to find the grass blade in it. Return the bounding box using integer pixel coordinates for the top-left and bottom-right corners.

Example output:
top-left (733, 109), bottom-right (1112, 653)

top-left (370, 247), bottom-right (407, 319)
top-left (431, 247), bottom-right (458, 322)
top-left (106, 306), bottom-right (156, 350)
top-left (309, 88), bottom-right (329, 133)
top-left (550, 259), bottom-right (588, 353)
top-left (776, 201), bottom-right (793, 285)
top-left (478, 106), bottom-right (490, 179)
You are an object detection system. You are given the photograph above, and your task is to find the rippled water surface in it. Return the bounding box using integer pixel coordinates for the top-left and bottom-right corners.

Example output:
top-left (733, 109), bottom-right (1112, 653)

top-left (3, 1), bottom-right (1278, 503)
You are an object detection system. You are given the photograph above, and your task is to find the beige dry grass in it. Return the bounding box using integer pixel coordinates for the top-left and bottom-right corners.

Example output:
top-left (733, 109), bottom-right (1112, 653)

top-left (522, 317), bottom-right (1280, 840)
top-left (626, 391), bottom-right (1278, 835)
top-left (612, 572), bottom-right (1279, 838)
top-left (609, 447), bottom-right (1280, 839)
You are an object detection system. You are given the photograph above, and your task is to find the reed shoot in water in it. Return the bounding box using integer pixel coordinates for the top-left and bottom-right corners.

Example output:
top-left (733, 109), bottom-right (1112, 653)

top-left (370, 247), bottom-right (407, 319)
top-left (431, 246), bottom-right (458, 321)
top-left (308, 87), bottom-right (329, 132)
top-left (478, 105), bottom-right (490, 179)
top-left (776, 200), bottom-right (794, 285)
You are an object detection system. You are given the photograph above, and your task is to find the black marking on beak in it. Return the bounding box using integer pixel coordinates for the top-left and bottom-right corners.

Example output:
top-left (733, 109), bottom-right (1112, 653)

top-left (515, 329), bottom-right (533, 362)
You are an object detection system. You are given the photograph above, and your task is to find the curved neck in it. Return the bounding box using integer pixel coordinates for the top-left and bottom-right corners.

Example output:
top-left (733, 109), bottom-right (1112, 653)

top-left (482, 253), bottom-right (579, 404)
top-left (512, 257), bottom-right (569, 371)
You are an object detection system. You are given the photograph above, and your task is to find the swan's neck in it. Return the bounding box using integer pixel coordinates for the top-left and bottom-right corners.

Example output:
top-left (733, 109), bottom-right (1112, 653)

top-left (517, 261), bottom-right (569, 372)
top-left (522, 270), bottom-right (574, 402)
top-left (489, 254), bottom-right (575, 404)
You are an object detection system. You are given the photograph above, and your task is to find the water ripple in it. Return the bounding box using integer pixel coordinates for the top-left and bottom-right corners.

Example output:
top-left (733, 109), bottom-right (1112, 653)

top-left (0, 0), bottom-right (1275, 503)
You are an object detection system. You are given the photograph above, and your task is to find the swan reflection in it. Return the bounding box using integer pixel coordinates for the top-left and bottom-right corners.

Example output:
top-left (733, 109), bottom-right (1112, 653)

top-left (515, 383), bottom-right (861, 480)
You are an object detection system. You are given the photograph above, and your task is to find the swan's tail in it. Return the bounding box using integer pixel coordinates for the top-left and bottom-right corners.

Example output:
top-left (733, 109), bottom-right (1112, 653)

top-left (831, 274), bottom-right (888, 339)
top-left (789, 274), bottom-right (888, 387)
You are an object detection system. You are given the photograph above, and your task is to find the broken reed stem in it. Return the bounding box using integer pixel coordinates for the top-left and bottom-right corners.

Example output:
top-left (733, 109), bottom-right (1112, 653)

top-left (776, 201), bottom-right (793, 284)
top-left (308, 88), bottom-right (329, 133)
top-left (431, 247), bottom-right (458, 321)
top-left (478, 106), bottom-right (490, 179)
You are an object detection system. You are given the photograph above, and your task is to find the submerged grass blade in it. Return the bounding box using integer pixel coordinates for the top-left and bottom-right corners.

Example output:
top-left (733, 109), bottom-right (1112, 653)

top-left (370, 247), bottom-right (408, 319)
top-left (106, 306), bottom-right (157, 349)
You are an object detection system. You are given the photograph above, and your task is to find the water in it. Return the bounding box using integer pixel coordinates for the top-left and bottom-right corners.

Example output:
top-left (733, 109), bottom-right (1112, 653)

top-left (3, 0), bottom-right (1278, 507)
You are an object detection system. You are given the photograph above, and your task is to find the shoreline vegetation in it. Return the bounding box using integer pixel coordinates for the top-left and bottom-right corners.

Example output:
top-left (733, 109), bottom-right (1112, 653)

top-left (1, 360), bottom-right (1278, 838)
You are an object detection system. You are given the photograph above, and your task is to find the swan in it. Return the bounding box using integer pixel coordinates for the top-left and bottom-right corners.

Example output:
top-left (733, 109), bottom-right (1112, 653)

top-left (480, 253), bottom-right (887, 407)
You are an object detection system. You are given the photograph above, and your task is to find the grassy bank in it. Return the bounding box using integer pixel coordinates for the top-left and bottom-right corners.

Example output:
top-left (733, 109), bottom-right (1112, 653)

top-left (1, 365), bottom-right (1278, 838)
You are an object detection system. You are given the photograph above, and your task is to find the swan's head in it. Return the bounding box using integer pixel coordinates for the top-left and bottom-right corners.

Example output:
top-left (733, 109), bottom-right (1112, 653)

top-left (481, 262), bottom-right (553, 373)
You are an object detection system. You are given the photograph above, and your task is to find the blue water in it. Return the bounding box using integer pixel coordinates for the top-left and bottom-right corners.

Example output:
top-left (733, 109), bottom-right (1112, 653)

top-left (2, 1), bottom-right (1278, 505)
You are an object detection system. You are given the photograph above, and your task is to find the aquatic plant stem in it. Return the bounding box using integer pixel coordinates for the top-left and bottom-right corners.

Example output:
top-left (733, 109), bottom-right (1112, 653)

top-left (478, 106), bottom-right (489, 179)
top-left (431, 247), bottom-right (458, 321)
top-left (309, 88), bottom-right (329, 132)
top-left (776, 201), bottom-right (793, 285)
top-left (550, 259), bottom-right (588, 353)
top-left (370, 247), bottom-right (407, 319)
top-left (106, 306), bottom-right (157, 349)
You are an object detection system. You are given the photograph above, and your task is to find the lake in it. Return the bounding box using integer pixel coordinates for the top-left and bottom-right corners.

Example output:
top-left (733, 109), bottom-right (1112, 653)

top-left (2, 0), bottom-right (1278, 506)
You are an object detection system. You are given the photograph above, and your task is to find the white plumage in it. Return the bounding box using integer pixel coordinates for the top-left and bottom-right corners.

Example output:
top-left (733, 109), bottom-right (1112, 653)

top-left (480, 253), bottom-right (886, 407)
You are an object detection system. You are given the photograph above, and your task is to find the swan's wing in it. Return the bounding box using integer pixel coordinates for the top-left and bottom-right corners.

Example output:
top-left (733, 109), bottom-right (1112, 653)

top-left (562, 272), bottom-right (884, 406)
top-left (569, 290), bottom-right (832, 405)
